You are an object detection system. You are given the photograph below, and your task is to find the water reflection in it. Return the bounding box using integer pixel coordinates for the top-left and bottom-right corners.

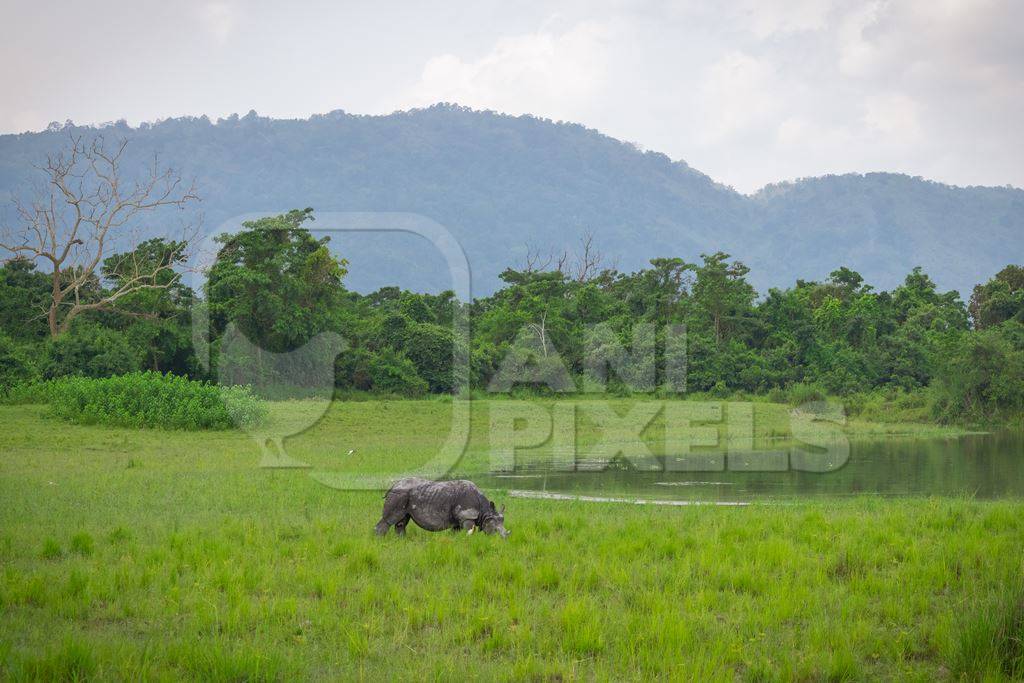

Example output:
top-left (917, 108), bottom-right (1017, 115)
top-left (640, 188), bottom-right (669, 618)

top-left (479, 430), bottom-right (1024, 501)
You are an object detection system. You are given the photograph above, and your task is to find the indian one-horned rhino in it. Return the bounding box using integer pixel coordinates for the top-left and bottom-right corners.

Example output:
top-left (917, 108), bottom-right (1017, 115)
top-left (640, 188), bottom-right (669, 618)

top-left (375, 478), bottom-right (509, 538)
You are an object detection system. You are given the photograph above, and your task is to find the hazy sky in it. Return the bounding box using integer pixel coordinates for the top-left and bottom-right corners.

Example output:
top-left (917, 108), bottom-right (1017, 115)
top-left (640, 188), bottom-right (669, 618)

top-left (1, 0), bottom-right (1021, 193)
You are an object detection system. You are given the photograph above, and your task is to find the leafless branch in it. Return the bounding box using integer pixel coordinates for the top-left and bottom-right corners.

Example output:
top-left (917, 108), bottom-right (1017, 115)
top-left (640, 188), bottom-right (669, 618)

top-left (521, 243), bottom-right (553, 273)
top-left (527, 311), bottom-right (550, 357)
top-left (0, 133), bottom-right (199, 336)
top-left (571, 232), bottom-right (603, 283)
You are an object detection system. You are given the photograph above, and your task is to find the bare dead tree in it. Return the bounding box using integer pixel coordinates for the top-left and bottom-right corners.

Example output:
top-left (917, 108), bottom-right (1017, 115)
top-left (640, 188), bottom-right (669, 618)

top-left (547, 232), bottom-right (604, 282)
top-left (555, 249), bottom-right (569, 275)
top-left (0, 134), bottom-right (199, 337)
top-left (521, 243), bottom-right (553, 273)
top-left (527, 311), bottom-right (550, 357)
top-left (572, 232), bottom-right (604, 282)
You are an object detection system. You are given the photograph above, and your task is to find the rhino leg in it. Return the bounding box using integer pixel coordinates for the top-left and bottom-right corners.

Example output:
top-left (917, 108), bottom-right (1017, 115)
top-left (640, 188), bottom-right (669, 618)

top-left (376, 489), bottom-right (412, 536)
top-left (375, 508), bottom-right (409, 536)
top-left (455, 506), bottom-right (479, 533)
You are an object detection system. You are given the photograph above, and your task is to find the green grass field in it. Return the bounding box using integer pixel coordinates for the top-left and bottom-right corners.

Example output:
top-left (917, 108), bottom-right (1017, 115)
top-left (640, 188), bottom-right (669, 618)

top-left (1, 401), bottom-right (1022, 680)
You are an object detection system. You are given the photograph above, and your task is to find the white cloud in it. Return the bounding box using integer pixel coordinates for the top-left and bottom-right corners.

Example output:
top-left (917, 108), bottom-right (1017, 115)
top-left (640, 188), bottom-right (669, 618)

top-left (411, 21), bottom-right (611, 119)
top-left (776, 117), bottom-right (854, 148)
top-left (696, 51), bottom-right (782, 142)
top-left (863, 93), bottom-right (922, 140)
top-left (740, 0), bottom-right (832, 38)
top-left (836, 0), bottom-right (885, 77)
top-left (197, 2), bottom-right (236, 46)
top-left (837, 0), bottom-right (1024, 86)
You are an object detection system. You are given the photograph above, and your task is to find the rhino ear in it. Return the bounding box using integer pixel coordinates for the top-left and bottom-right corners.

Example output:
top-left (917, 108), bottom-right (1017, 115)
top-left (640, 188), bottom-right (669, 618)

top-left (457, 507), bottom-right (479, 520)
top-left (490, 501), bottom-right (496, 511)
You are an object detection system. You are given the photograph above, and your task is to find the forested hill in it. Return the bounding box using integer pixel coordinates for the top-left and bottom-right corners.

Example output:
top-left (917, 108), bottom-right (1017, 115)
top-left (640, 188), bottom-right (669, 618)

top-left (0, 104), bottom-right (1020, 296)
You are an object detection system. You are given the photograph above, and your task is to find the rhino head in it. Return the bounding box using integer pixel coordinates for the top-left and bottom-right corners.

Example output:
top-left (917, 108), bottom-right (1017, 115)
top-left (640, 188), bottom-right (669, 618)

top-left (480, 502), bottom-right (510, 539)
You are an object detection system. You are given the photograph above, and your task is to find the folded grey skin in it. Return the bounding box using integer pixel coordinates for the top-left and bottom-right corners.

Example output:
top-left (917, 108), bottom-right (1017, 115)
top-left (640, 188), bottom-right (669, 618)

top-left (375, 478), bottom-right (509, 538)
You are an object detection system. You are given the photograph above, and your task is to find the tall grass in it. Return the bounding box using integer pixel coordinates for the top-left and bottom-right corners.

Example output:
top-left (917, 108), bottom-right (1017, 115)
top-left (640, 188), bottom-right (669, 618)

top-left (952, 580), bottom-right (1024, 679)
top-left (41, 372), bottom-right (265, 430)
top-left (0, 402), bottom-right (1021, 678)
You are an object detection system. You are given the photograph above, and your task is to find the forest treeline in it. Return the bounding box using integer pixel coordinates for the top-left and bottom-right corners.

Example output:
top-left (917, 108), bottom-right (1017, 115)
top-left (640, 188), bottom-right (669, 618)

top-left (1, 209), bottom-right (1023, 423)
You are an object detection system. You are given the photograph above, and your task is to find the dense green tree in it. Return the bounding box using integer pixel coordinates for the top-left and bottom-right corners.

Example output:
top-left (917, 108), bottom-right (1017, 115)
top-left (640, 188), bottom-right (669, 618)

top-left (969, 265), bottom-right (1024, 329)
top-left (365, 347), bottom-right (429, 396)
top-left (42, 322), bottom-right (141, 379)
top-left (206, 209), bottom-right (348, 353)
top-left (689, 252), bottom-right (756, 346)
top-left (399, 294), bottom-right (435, 324)
top-left (403, 323), bottom-right (464, 393)
top-left (98, 239), bottom-right (195, 375)
top-left (932, 323), bottom-right (1024, 422)
top-left (0, 333), bottom-right (36, 388)
top-left (0, 257), bottom-right (51, 341)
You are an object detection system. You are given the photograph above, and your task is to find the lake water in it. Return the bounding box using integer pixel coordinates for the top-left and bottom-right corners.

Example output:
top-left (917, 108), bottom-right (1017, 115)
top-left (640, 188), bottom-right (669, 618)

top-left (478, 430), bottom-right (1024, 502)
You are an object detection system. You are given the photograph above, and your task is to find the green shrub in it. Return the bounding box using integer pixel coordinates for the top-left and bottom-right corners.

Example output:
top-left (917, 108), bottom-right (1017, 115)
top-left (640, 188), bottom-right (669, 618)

top-left (46, 372), bottom-right (265, 430)
top-left (366, 348), bottom-right (429, 396)
top-left (708, 380), bottom-right (731, 399)
top-left (0, 381), bottom-right (62, 405)
top-left (842, 387), bottom-right (937, 424)
top-left (787, 382), bottom-right (828, 407)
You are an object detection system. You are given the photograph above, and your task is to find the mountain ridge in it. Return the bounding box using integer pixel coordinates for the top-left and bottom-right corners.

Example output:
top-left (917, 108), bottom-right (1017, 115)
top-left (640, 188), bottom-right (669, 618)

top-left (0, 104), bottom-right (1021, 296)
top-left (7, 108), bottom-right (1019, 196)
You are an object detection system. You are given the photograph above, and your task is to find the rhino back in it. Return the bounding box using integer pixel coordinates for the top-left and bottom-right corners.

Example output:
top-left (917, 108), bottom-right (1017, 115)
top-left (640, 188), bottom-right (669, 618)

top-left (387, 477), bottom-right (432, 495)
top-left (409, 480), bottom-right (486, 531)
